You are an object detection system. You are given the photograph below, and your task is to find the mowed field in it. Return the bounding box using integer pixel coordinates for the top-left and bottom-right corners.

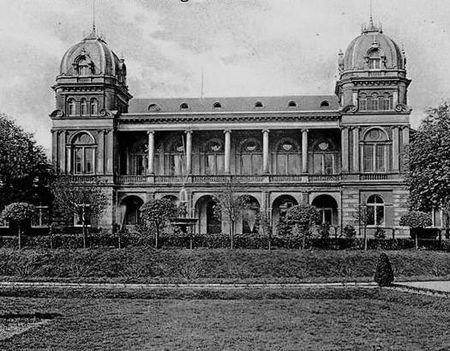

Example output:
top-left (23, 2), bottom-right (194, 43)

top-left (1, 288), bottom-right (449, 350)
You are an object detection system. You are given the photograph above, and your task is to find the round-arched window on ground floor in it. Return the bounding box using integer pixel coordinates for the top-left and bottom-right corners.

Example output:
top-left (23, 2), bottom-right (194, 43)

top-left (311, 194), bottom-right (338, 226)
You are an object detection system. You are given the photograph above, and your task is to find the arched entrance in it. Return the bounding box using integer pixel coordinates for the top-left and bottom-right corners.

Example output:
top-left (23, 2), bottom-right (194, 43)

top-left (272, 195), bottom-right (298, 233)
top-left (240, 195), bottom-right (260, 234)
top-left (120, 196), bottom-right (144, 226)
top-left (195, 195), bottom-right (221, 234)
top-left (311, 194), bottom-right (338, 225)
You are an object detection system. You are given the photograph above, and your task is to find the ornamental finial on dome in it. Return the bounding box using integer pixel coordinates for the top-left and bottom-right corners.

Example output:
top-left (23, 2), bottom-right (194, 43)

top-left (362, 0), bottom-right (382, 34)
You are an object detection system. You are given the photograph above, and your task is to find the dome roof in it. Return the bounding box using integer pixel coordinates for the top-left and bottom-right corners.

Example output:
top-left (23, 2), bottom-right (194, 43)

top-left (59, 30), bottom-right (124, 77)
top-left (342, 23), bottom-right (405, 71)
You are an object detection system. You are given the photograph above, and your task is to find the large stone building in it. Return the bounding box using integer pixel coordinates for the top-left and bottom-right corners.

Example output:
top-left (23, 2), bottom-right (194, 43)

top-left (50, 19), bottom-right (411, 236)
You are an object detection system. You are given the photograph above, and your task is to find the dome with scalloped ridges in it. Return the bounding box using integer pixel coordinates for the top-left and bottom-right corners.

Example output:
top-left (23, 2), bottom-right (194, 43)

top-left (342, 21), bottom-right (405, 71)
top-left (59, 30), bottom-right (125, 79)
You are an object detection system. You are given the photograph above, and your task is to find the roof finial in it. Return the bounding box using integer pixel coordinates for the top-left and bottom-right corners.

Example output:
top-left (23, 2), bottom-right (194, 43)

top-left (92, 0), bottom-right (96, 34)
top-left (369, 0), bottom-right (374, 27)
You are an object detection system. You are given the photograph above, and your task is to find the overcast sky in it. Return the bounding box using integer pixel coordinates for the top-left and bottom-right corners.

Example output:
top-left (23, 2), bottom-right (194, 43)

top-left (0, 0), bottom-right (449, 153)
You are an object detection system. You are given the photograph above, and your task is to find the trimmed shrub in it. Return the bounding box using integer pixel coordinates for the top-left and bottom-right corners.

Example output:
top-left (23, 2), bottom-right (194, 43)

top-left (343, 224), bottom-right (356, 239)
top-left (374, 253), bottom-right (394, 286)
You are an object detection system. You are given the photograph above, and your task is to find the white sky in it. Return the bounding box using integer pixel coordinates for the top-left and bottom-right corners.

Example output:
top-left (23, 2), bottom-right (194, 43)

top-left (0, 0), bottom-right (449, 153)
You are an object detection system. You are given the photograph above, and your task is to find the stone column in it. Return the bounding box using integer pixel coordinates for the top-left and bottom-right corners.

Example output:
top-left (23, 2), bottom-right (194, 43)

top-left (60, 131), bottom-right (66, 174)
top-left (341, 127), bottom-right (349, 172)
top-left (224, 130), bottom-right (231, 173)
top-left (352, 127), bottom-right (360, 172)
top-left (302, 129), bottom-right (308, 173)
top-left (51, 130), bottom-right (58, 170)
top-left (392, 127), bottom-right (400, 172)
top-left (97, 130), bottom-right (105, 174)
top-left (402, 126), bottom-right (410, 145)
top-left (147, 130), bottom-right (155, 174)
top-left (106, 130), bottom-right (113, 174)
top-left (262, 129), bottom-right (270, 173)
top-left (185, 130), bottom-right (192, 174)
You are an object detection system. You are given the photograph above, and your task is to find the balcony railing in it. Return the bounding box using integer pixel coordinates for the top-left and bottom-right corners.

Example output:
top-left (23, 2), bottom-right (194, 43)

top-left (359, 173), bottom-right (398, 181)
top-left (68, 173), bottom-right (401, 185)
top-left (117, 175), bottom-right (148, 184)
top-left (117, 174), bottom-right (343, 184)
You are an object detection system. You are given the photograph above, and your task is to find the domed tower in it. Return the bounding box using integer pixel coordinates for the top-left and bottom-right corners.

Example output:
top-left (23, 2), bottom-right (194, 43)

top-left (335, 20), bottom-right (410, 112)
top-left (51, 29), bottom-right (132, 118)
top-left (336, 18), bottom-right (411, 237)
top-left (50, 28), bottom-right (132, 181)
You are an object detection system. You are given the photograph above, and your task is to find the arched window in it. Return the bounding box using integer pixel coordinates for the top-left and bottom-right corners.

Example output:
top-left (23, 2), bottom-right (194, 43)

top-left (288, 101), bottom-right (297, 107)
top-left (129, 140), bottom-right (147, 175)
top-left (180, 103), bottom-right (189, 110)
top-left (367, 195), bottom-right (384, 226)
top-left (255, 101), bottom-right (263, 108)
top-left (370, 93), bottom-right (379, 110)
top-left (273, 138), bottom-right (301, 175)
top-left (310, 139), bottom-right (338, 175)
top-left (239, 139), bottom-right (262, 175)
top-left (68, 98), bottom-right (76, 116)
top-left (80, 98), bottom-right (88, 116)
top-left (359, 93), bottom-right (367, 111)
top-left (380, 93), bottom-right (393, 111)
top-left (71, 132), bottom-right (96, 174)
top-left (320, 100), bottom-right (329, 107)
top-left (166, 138), bottom-right (185, 176)
top-left (362, 128), bottom-right (389, 173)
top-left (202, 139), bottom-right (224, 175)
top-left (90, 98), bottom-right (98, 115)
top-left (213, 102), bottom-right (222, 109)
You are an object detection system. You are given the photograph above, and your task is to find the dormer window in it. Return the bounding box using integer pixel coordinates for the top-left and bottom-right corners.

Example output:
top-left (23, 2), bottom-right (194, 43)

top-left (368, 49), bottom-right (381, 69)
top-left (213, 102), bottom-right (222, 109)
top-left (369, 58), bottom-right (381, 69)
top-left (255, 101), bottom-right (263, 108)
top-left (320, 100), bottom-right (329, 107)
top-left (180, 103), bottom-right (189, 110)
top-left (288, 101), bottom-right (297, 107)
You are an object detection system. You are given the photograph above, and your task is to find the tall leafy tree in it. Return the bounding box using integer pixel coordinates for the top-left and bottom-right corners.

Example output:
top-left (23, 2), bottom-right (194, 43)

top-left (140, 198), bottom-right (179, 249)
top-left (408, 102), bottom-right (450, 233)
top-left (0, 113), bottom-right (52, 209)
top-left (285, 204), bottom-right (320, 249)
top-left (51, 176), bottom-right (108, 248)
top-left (212, 179), bottom-right (253, 249)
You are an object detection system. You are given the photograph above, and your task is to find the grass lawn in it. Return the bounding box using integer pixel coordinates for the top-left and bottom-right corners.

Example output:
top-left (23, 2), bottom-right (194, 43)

top-left (1, 289), bottom-right (449, 350)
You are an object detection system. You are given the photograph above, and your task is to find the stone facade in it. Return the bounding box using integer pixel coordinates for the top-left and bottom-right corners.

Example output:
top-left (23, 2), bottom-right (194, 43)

top-left (50, 21), bottom-right (411, 237)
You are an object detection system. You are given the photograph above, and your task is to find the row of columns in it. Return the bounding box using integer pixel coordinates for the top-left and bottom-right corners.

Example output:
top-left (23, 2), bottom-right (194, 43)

top-left (146, 129), bottom-right (311, 175)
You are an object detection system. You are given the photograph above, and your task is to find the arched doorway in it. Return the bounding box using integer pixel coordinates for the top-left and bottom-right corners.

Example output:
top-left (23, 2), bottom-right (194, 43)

top-left (272, 195), bottom-right (298, 233)
top-left (195, 195), bottom-right (221, 234)
top-left (311, 194), bottom-right (338, 225)
top-left (240, 195), bottom-right (260, 234)
top-left (120, 196), bottom-right (144, 226)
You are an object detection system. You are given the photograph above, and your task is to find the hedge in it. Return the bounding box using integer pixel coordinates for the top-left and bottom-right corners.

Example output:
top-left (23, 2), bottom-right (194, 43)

top-left (0, 248), bottom-right (450, 281)
top-left (1, 233), bottom-right (450, 251)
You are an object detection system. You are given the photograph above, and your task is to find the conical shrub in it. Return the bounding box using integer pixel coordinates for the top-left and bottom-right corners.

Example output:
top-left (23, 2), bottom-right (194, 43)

top-left (374, 253), bottom-right (394, 287)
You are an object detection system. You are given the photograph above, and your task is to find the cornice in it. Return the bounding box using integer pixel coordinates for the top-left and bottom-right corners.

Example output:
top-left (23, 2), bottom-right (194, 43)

top-left (118, 112), bottom-right (340, 125)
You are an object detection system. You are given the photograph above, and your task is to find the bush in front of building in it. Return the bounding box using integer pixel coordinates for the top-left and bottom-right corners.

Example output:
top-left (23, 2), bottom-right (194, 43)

top-left (374, 253), bottom-right (394, 286)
